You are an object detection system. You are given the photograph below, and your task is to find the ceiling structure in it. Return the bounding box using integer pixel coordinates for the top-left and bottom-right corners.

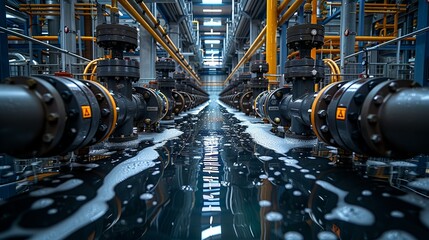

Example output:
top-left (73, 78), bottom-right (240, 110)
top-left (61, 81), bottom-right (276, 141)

top-left (192, 0), bottom-right (232, 72)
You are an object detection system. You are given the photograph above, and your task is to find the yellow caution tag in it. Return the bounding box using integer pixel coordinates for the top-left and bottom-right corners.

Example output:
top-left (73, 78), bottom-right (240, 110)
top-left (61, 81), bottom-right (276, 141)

top-left (336, 107), bottom-right (346, 120)
top-left (81, 106), bottom-right (92, 119)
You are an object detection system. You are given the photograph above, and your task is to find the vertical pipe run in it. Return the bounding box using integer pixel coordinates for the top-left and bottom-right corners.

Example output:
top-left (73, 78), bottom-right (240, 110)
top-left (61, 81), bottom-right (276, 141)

top-left (0, 2), bottom-right (9, 79)
top-left (357, 0), bottom-right (365, 73)
top-left (311, 0), bottom-right (318, 91)
top-left (415, 0), bottom-right (429, 86)
top-left (266, 0), bottom-right (278, 90)
top-left (339, 0), bottom-right (357, 81)
top-left (280, 23), bottom-right (288, 87)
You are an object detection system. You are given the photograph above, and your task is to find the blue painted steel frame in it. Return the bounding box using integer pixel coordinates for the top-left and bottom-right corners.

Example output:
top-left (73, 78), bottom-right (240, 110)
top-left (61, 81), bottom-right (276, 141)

top-left (321, 8), bottom-right (341, 25)
top-left (357, 0), bottom-right (365, 73)
top-left (415, 1), bottom-right (429, 86)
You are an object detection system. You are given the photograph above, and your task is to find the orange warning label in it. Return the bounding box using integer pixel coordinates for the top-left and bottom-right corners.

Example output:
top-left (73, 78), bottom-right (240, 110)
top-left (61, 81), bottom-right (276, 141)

top-left (336, 107), bottom-right (346, 120)
top-left (81, 106), bottom-right (92, 119)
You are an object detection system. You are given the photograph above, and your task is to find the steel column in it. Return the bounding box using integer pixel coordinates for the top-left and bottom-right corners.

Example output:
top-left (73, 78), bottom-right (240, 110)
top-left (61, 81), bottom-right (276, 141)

top-left (250, 20), bottom-right (260, 61)
top-left (266, 0), bottom-right (278, 89)
top-left (60, 0), bottom-right (76, 72)
top-left (0, 2), bottom-right (9, 79)
top-left (339, 0), bottom-right (357, 81)
top-left (357, 0), bottom-right (365, 73)
top-left (415, 0), bottom-right (429, 86)
top-left (279, 22), bottom-right (288, 87)
top-left (139, 24), bottom-right (156, 85)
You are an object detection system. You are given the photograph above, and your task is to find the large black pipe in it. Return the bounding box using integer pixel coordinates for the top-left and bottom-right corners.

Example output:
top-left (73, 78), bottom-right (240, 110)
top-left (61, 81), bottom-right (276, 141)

top-left (379, 88), bottom-right (429, 155)
top-left (0, 85), bottom-right (44, 152)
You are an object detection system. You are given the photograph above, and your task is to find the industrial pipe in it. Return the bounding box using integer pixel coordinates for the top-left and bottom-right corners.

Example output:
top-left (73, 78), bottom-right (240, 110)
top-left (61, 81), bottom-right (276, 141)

top-left (266, 0), bottom-right (278, 88)
top-left (8, 36), bottom-right (96, 42)
top-left (278, 0), bottom-right (292, 14)
top-left (0, 26), bottom-right (90, 62)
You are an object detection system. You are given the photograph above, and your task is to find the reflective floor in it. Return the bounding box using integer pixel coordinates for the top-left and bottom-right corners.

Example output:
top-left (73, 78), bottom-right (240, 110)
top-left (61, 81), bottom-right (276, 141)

top-left (0, 100), bottom-right (429, 239)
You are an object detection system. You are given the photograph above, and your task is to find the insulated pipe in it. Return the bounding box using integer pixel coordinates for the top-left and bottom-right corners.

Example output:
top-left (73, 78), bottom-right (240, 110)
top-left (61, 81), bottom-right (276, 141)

top-left (118, 0), bottom-right (201, 85)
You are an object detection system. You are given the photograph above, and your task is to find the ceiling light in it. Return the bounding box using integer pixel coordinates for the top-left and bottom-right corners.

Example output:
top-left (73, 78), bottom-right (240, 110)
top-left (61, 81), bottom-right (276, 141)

top-left (203, 19), bottom-right (222, 26)
top-left (6, 13), bottom-right (15, 18)
top-left (204, 32), bottom-right (221, 35)
top-left (203, 9), bottom-right (222, 13)
top-left (202, 0), bottom-right (222, 4)
top-left (206, 50), bottom-right (220, 54)
top-left (204, 40), bottom-right (221, 44)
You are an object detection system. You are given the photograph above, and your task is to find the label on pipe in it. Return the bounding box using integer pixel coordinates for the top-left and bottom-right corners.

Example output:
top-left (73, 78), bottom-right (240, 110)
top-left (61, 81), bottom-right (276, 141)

top-left (336, 107), bottom-right (346, 120)
top-left (81, 106), bottom-right (92, 119)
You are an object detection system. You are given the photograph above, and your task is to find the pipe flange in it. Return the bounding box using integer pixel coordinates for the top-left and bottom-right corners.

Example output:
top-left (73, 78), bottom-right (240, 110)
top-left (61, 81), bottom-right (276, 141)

top-left (287, 24), bottom-right (325, 51)
top-left (155, 59), bottom-right (176, 72)
top-left (157, 77), bottom-right (176, 89)
top-left (238, 72), bottom-right (252, 84)
top-left (172, 90), bottom-right (185, 115)
top-left (254, 90), bottom-right (270, 118)
top-left (250, 77), bottom-right (268, 90)
top-left (326, 80), bottom-right (358, 148)
top-left (360, 80), bottom-right (419, 158)
top-left (4, 77), bottom-right (66, 157)
top-left (96, 24), bottom-right (138, 51)
top-left (134, 87), bottom-right (166, 127)
top-left (173, 72), bottom-right (186, 81)
top-left (334, 77), bottom-right (388, 153)
top-left (264, 87), bottom-right (292, 126)
top-left (239, 91), bottom-right (253, 115)
top-left (311, 81), bottom-right (343, 147)
top-left (83, 80), bottom-right (117, 143)
top-left (250, 61), bottom-right (269, 74)
top-left (97, 59), bottom-right (140, 80)
top-left (284, 59), bottom-right (325, 82)
top-left (179, 91), bottom-right (192, 110)
top-left (232, 92), bottom-right (243, 110)
top-left (36, 76), bottom-right (102, 154)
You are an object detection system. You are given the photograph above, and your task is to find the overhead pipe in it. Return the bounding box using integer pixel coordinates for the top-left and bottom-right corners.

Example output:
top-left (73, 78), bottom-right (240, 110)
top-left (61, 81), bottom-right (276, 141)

top-left (278, 0), bottom-right (292, 14)
top-left (336, 26), bottom-right (429, 63)
top-left (134, 0), bottom-right (199, 80)
top-left (288, 48), bottom-right (341, 58)
top-left (0, 26), bottom-right (90, 62)
top-left (311, 0), bottom-right (318, 91)
top-left (278, 0), bottom-right (305, 26)
top-left (138, 1), bottom-right (189, 63)
top-left (224, 0), bottom-right (305, 85)
top-left (8, 36), bottom-right (96, 41)
top-left (118, 0), bottom-right (202, 85)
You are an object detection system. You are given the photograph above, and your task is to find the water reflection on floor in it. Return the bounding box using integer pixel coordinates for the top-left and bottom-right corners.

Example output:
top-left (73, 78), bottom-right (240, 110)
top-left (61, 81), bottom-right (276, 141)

top-left (0, 100), bottom-right (429, 240)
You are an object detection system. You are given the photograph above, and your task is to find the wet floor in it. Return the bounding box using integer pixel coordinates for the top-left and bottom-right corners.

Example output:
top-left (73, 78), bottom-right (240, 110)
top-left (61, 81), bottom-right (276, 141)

top-left (0, 100), bottom-right (429, 239)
